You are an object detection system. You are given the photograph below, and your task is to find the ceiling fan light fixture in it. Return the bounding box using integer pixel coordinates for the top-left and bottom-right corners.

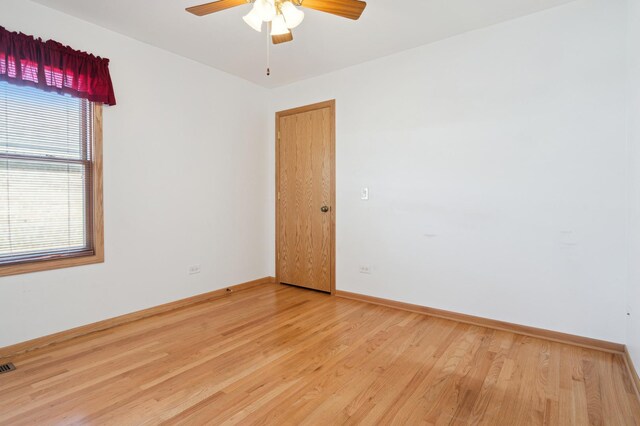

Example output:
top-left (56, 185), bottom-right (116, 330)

top-left (280, 1), bottom-right (304, 29)
top-left (270, 14), bottom-right (290, 36)
top-left (258, 0), bottom-right (277, 22)
top-left (243, 6), bottom-right (263, 32)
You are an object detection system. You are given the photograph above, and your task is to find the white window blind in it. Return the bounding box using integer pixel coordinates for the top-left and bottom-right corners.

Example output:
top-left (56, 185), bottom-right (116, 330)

top-left (0, 80), bottom-right (94, 266)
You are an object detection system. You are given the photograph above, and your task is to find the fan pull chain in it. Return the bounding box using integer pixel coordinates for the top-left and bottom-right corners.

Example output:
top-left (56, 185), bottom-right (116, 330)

top-left (266, 22), bottom-right (271, 76)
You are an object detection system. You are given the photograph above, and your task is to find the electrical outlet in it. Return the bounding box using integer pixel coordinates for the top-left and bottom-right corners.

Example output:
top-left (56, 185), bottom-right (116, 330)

top-left (361, 187), bottom-right (369, 200)
top-left (188, 264), bottom-right (201, 275)
top-left (359, 265), bottom-right (372, 274)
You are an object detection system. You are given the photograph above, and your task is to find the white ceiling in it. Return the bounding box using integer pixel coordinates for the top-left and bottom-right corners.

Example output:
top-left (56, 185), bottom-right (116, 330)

top-left (31, 0), bottom-right (575, 88)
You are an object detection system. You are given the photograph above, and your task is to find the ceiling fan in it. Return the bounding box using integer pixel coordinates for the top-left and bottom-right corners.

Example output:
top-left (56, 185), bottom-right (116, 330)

top-left (186, 0), bottom-right (367, 45)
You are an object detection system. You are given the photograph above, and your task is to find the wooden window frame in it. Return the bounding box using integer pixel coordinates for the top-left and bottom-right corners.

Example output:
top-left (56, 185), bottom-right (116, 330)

top-left (0, 103), bottom-right (104, 277)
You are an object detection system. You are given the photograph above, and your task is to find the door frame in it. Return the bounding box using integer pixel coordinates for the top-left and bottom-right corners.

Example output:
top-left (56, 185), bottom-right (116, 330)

top-left (275, 100), bottom-right (336, 294)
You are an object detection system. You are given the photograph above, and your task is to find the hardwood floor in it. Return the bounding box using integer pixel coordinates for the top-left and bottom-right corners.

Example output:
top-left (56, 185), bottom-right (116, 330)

top-left (1, 284), bottom-right (639, 425)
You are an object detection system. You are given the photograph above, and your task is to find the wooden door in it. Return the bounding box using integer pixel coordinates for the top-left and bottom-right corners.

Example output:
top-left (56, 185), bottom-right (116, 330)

top-left (276, 100), bottom-right (335, 293)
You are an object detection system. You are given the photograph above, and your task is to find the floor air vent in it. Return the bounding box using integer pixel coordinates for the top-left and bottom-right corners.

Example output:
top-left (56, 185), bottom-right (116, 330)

top-left (0, 363), bottom-right (16, 374)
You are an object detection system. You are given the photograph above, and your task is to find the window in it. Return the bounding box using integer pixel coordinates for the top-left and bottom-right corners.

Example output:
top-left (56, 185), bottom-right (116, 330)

top-left (0, 80), bottom-right (103, 276)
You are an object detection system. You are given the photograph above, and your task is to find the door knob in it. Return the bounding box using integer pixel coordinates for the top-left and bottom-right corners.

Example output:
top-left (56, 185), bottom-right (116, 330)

top-left (320, 206), bottom-right (330, 213)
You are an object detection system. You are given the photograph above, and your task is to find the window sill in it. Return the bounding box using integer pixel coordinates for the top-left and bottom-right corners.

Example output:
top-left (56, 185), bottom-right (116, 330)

top-left (0, 252), bottom-right (104, 277)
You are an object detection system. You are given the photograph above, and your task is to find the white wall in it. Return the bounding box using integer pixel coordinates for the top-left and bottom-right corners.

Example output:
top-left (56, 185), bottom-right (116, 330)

top-left (627, 0), bottom-right (640, 368)
top-left (0, 0), bottom-right (271, 347)
top-left (269, 0), bottom-right (629, 342)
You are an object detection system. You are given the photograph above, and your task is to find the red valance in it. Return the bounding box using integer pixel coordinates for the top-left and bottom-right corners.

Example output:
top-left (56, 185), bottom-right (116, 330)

top-left (0, 26), bottom-right (116, 106)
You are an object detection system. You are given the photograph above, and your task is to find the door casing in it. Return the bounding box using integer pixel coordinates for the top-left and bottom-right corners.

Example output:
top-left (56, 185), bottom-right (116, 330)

top-left (275, 100), bottom-right (336, 294)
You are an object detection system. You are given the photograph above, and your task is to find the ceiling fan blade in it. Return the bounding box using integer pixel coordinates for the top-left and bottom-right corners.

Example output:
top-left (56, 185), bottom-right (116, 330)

top-left (272, 31), bottom-right (294, 45)
top-left (186, 0), bottom-right (249, 16)
top-left (296, 0), bottom-right (366, 20)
